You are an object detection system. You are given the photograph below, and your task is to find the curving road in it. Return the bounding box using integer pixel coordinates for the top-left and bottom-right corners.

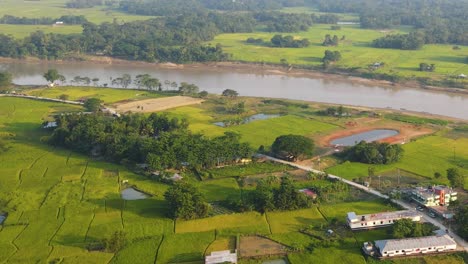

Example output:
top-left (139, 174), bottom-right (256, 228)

top-left (261, 154), bottom-right (468, 252)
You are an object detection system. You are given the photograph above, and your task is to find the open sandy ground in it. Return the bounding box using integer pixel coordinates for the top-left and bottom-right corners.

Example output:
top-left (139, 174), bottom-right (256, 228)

top-left (318, 118), bottom-right (434, 147)
top-left (113, 96), bottom-right (204, 113)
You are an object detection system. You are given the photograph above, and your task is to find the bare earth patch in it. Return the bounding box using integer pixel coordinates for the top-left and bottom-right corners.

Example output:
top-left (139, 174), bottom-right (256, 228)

top-left (239, 236), bottom-right (288, 258)
top-left (113, 96), bottom-right (204, 113)
top-left (318, 119), bottom-right (433, 147)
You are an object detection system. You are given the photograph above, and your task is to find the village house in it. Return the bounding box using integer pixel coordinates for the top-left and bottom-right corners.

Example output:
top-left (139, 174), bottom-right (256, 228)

top-left (366, 234), bottom-right (457, 257)
top-left (347, 210), bottom-right (421, 230)
top-left (411, 186), bottom-right (457, 207)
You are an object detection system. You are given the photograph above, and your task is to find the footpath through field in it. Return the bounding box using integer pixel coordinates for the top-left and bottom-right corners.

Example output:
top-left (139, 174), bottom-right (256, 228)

top-left (261, 154), bottom-right (468, 252)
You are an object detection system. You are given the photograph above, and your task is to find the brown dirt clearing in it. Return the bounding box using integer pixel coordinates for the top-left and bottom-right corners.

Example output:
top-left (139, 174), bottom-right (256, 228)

top-left (113, 96), bottom-right (204, 113)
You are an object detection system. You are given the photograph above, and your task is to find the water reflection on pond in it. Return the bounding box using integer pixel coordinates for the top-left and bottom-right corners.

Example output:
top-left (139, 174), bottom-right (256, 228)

top-left (331, 129), bottom-right (399, 146)
top-left (121, 187), bottom-right (150, 200)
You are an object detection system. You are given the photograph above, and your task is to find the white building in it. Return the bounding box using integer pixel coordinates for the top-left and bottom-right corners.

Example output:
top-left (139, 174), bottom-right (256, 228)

top-left (411, 186), bottom-right (457, 206)
top-left (205, 250), bottom-right (237, 264)
top-left (347, 210), bottom-right (421, 230)
top-left (374, 235), bottom-right (457, 257)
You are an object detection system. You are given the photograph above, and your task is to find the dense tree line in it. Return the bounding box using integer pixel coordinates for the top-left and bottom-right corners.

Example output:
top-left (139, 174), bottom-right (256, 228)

top-left (48, 113), bottom-right (252, 170)
top-left (372, 32), bottom-right (425, 50)
top-left (310, 0), bottom-right (468, 45)
top-left (0, 15), bottom-right (88, 25)
top-left (0, 14), bottom-right (233, 62)
top-left (66, 0), bottom-right (103, 8)
top-left (392, 219), bottom-right (436, 239)
top-left (343, 141), bottom-right (404, 165)
top-left (119, 0), bottom-right (308, 15)
top-left (254, 12), bottom-right (314, 32)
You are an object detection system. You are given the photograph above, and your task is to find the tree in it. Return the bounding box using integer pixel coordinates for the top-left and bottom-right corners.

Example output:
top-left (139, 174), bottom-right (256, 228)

top-left (83, 98), bottom-right (102, 112)
top-left (222, 89), bottom-right (239, 98)
top-left (274, 176), bottom-right (311, 210)
top-left (58, 94), bottom-right (70, 100)
top-left (392, 219), bottom-right (434, 238)
top-left (0, 71), bottom-right (12, 92)
top-left (271, 134), bottom-right (314, 161)
top-left (198, 91), bottom-right (209, 98)
top-left (102, 231), bottom-right (126, 253)
top-left (178, 82), bottom-right (199, 95)
top-left (323, 50), bottom-right (341, 62)
top-left (164, 181), bottom-right (210, 220)
top-left (455, 205), bottom-right (468, 240)
top-left (434, 172), bottom-right (442, 179)
top-left (251, 180), bottom-right (275, 213)
top-left (447, 168), bottom-right (464, 188)
top-left (43, 69), bottom-right (63, 84)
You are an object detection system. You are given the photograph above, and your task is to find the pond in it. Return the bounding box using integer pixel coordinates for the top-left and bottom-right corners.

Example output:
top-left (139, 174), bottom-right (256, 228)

top-left (121, 187), bottom-right (150, 200)
top-left (214, 113), bottom-right (280, 127)
top-left (0, 214), bottom-right (6, 225)
top-left (331, 129), bottom-right (399, 146)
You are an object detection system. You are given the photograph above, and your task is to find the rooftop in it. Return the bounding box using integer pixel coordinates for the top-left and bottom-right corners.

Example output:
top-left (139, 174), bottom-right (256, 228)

top-left (375, 235), bottom-right (456, 252)
top-left (348, 210), bottom-right (420, 223)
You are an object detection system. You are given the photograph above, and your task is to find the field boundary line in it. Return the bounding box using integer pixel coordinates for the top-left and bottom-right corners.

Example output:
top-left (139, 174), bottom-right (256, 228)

top-left (5, 223), bottom-right (29, 263)
top-left (154, 235), bottom-right (165, 264)
top-left (48, 206), bottom-right (65, 247)
top-left (39, 179), bottom-right (60, 208)
top-left (316, 206), bottom-right (329, 222)
top-left (202, 230), bottom-right (217, 257)
top-left (84, 206), bottom-right (97, 242)
top-left (264, 212), bottom-right (273, 235)
top-left (80, 161), bottom-right (89, 202)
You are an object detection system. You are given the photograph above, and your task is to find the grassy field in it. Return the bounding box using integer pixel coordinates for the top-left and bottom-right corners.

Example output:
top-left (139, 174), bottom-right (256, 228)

top-left (0, 0), bottom-right (151, 24)
top-left (326, 134), bottom-right (468, 187)
top-left (24, 86), bottom-right (167, 104)
top-left (0, 24), bottom-right (83, 38)
top-left (166, 106), bottom-right (338, 149)
top-left (211, 24), bottom-right (468, 80)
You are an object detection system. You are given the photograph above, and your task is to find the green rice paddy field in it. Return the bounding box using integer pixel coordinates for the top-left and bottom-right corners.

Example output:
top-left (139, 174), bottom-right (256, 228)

top-left (211, 24), bottom-right (468, 80)
top-left (0, 96), bottom-right (466, 263)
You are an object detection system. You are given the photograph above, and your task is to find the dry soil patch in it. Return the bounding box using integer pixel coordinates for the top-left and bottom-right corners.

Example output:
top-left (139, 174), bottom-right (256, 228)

top-left (113, 96), bottom-right (203, 113)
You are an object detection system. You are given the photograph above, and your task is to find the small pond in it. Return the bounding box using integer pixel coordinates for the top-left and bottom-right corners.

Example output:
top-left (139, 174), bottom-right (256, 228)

top-left (121, 187), bottom-right (150, 200)
top-left (331, 129), bottom-right (399, 146)
top-left (0, 214), bottom-right (6, 225)
top-left (214, 113), bottom-right (280, 127)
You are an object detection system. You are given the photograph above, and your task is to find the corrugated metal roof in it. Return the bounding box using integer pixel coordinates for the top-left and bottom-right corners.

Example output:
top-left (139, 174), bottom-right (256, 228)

top-left (354, 210), bottom-right (420, 222)
top-left (375, 235), bottom-right (456, 252)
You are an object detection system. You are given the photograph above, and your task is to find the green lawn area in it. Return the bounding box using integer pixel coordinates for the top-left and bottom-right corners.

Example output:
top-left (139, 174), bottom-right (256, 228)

top-left (319, 199), bottom-right (395, 223)
top-left (24, 86), bottom-right (167, 104)
top-left (266, 207), bottom-right (327, 233)
top-left (326, 134), bottom-right (468, 187)
top-left (166, 106), bottom-right (337, 149)
top-left (205, 162), bottom-right (291, 179)
top-left (211, 24), bottom-right (468, 80)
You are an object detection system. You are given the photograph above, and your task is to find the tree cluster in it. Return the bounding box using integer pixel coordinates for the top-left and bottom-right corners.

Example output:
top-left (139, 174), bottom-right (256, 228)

top-left (447, 168), bottom-right (465, 188)
top-left (164, 181), bottom-right (209, 220)
top-left (66, 0), bottom-right (103, 8)
top-left (0, 72), bottom-right (12, 92)
top-left (49, 113), bottom-right (252, 170)
top-left (372, 32), bottom-right (425, 50)
top-left (343, 141), bottom-right (404, 164)
top-left (455, 204), bottom-right (468, 240)
top-left (254, 12), bottom-right (314, 32)
top-left (0, 14), bottom-right (232, 62)
top-left (419, 63), bottom-right (436, 72)
top-left (323, 34), bottom-right (339, 46)
top-left (0, 15), bottom-right (88, 25)
top-left (246, 177), bottom-right (312, 213)
top-left (322, 50), bottom-right (342, 62)
top-left (392, 219), bottom-right (436, 239)
top-left (271, 134), bottom-right (314, 161)
top-left (311, 0), bottom-right (468, 45)
top-left (270, 35), bottom-right (310, 48)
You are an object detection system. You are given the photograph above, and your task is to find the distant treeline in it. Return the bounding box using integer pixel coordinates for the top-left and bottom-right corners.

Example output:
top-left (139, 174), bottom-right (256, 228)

top-left (310, 0), bottom-right (468, 46)
top-left (49, 113), bottom-right (252, 170)
top-left (0, 13), bottom-right (238, 62)
top-left (0, 15), bottom-right (88, 25)
top-left (118, 0), bottom-right (309, 14)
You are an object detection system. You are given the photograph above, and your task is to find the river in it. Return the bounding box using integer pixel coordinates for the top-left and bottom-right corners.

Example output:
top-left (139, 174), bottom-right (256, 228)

top-left (1, 61), bottom-right (467, 120)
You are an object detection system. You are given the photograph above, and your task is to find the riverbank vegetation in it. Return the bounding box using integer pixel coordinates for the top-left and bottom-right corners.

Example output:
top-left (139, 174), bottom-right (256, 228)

top-left (0, 91), bottom-right (466, 263)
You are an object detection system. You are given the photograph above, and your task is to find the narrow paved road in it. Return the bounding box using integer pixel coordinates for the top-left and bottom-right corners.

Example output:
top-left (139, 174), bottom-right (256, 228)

top-left (261, 154), bottom-right (468, 251)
